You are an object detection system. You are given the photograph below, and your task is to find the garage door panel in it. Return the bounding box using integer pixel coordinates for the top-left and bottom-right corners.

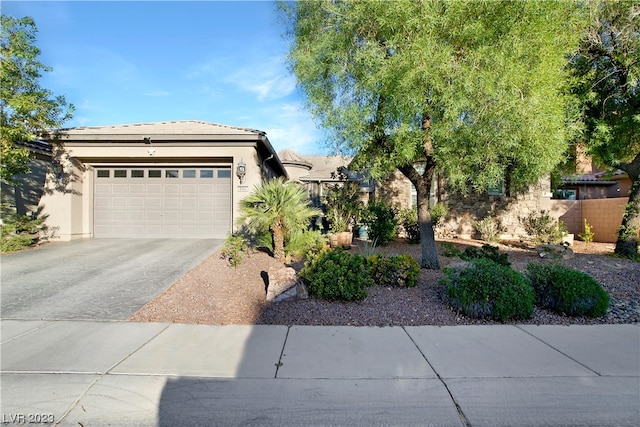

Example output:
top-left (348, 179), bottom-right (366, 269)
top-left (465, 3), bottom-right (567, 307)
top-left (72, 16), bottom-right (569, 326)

top-left (94, 167), bottom-right (231, 238)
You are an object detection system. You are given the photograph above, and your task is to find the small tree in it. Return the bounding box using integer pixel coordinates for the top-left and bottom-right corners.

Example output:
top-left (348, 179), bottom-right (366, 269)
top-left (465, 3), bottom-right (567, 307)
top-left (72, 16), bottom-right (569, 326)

top-left (1, 16), bottom-right (73, 184)
top-left (238, 177), bottom-right (321, 262)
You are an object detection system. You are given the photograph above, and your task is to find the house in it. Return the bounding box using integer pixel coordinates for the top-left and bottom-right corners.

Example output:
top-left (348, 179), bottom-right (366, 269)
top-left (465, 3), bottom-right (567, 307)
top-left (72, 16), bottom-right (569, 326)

top-left (36, 121), bottom-right (287, 240)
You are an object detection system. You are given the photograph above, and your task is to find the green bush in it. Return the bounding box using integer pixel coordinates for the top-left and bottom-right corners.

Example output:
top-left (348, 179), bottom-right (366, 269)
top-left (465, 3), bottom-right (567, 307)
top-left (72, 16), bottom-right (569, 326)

top-left (285, 229), bottom-right (327, 259)
top-left (220, 233), bottom-right (248, 267)
top-left (441, 259), bottom-right (534, 322)
top-left (1, 205), bottom-right (45, 253)
top-left (473, 216), bottom-right (501, 243)
top-left (430, 202), bottom-right (448, 225)
top-left (397, 208), bottom-right (420, 243)
top-left (300, 248), bottom-right (372, 301)
top-left (519, 210), bottom-right (567, 244)
top-left (439, 241), bottom-right (461, 257)
top-left (362, 201), bottom-right (398, 246)
top-left (459, 244), bottom-right (511, 267)
top-left (368, 254), bottom-right (420, 288)
top-left (526, 263), bottom-right (610, 317)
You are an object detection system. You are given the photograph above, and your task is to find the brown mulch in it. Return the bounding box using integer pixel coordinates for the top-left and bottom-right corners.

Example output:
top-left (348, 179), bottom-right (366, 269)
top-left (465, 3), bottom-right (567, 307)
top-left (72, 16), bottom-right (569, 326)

top-left (128, 239), bottom-right (640, 326)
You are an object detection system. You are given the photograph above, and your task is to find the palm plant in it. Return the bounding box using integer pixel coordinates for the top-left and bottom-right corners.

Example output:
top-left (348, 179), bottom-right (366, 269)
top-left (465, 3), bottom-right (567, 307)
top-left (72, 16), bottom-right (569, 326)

top-left (238, 177), bottom-right (321, 262)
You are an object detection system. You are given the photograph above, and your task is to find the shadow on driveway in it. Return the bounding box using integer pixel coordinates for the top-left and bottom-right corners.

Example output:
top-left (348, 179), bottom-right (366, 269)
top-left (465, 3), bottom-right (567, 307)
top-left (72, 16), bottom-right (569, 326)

top-left (0, 238), bottom-right (222, 320)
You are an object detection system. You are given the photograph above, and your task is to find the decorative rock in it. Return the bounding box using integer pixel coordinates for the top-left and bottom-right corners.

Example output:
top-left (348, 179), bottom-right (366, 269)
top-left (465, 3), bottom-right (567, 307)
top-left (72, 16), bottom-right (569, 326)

top-left (266, 266), bottom-right (307, 302)
top-left (536, 244), bottom-right (575, 260)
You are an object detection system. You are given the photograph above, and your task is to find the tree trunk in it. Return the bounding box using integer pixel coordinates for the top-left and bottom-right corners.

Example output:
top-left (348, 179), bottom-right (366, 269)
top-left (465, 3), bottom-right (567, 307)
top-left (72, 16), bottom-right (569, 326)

top-left (399, 162), bottom-right (440, 269)
top-left (272, 222), bottom-right (285, 262)
top-left (615, 174), bottom-right (639, 257)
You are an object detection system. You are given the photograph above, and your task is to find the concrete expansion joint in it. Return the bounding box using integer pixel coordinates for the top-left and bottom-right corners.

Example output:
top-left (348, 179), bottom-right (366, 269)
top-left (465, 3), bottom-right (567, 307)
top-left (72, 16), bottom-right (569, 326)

top-left (514, 325), bottom-right (603, 376)
top-left (401, 326), bottom-right (472, 427)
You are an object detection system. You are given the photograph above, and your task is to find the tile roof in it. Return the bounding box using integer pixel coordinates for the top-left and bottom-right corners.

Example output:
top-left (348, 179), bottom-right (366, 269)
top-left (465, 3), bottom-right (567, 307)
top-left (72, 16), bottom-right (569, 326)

top-left (60, 120), bottom-right (263, 137)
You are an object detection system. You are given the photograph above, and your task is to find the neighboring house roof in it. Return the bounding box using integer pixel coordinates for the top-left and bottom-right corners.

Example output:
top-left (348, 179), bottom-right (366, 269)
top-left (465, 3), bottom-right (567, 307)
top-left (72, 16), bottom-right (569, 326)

top-left (16, 140), bottom-right (52, 157)
top-left (300, 155), bottom-right (353, 182)
top-left (562, 172), bottom-right (621, 186)
top-left (278, 149), bottom-right (313, 169)
top-left (50, 120), bottom-right (287, 177)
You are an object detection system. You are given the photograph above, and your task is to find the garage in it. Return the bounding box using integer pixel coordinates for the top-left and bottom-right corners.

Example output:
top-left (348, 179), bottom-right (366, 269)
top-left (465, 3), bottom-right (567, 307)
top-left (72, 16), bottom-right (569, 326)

top-left (94, 166), bottom-right (231, 238)
top-left (38, 120), bottom-right (288, 241)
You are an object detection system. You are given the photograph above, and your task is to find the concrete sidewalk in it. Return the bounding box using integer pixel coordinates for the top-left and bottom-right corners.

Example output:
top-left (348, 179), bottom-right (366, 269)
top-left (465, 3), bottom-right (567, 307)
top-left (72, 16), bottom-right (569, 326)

top-left (1, 321), bottom-right (638, 426)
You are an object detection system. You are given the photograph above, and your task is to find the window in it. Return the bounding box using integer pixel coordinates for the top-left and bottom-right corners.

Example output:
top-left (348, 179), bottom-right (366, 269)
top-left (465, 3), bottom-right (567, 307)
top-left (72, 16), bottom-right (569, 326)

top-left (183, 169), bottom-right (196, 178)
top-left (166, 170), bottom-right (179, 178)
top-left (217, 169), bottom-right (231, 178)
top-left (149, 170), bottom-right (161, 178)
top-left (97, 170), bottom-right (110, 178)
top-left (131, 170), bottom-right (144, 178)
top-left (200, 169), bottom-right (214, 178)
top-left (488, 179), bottom-right (504, 196)
top-left (114, 170), bottom-right (127, 178)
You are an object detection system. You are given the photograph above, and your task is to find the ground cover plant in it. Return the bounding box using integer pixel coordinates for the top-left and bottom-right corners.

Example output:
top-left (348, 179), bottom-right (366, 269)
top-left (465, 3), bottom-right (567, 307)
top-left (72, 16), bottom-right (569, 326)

top-left (440, 258), bottom-right (535, 322)
top-left (526, 263), bottom-right (610, 317)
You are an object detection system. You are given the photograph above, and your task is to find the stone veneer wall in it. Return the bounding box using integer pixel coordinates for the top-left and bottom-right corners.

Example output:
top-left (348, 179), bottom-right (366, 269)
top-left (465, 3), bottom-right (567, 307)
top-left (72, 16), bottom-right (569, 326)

top-left (437, 178), bottom-right (553, 240)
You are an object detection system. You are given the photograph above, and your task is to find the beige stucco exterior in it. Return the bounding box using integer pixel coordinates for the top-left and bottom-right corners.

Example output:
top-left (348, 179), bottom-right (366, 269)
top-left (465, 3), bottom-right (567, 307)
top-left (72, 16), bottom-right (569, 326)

top-left (39, 121), bottom-right (287, 240)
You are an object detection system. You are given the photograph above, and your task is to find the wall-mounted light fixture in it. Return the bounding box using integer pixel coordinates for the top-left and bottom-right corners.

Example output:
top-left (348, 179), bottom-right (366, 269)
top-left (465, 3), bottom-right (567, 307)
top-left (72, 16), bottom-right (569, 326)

top-left (50, 159), bottom-right (64, 182)
top-left (236, 159), bottom-right (246, 184)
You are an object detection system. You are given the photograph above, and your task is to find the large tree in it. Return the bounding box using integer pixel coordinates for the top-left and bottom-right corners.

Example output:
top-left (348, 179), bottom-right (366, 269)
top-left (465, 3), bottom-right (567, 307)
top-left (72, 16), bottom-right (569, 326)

top-left (0, 16), bottom-right (73, 184)
top-left (568, 0), bottom-right (640, 257)
top-left (281, 0), bottom-right (585, 268)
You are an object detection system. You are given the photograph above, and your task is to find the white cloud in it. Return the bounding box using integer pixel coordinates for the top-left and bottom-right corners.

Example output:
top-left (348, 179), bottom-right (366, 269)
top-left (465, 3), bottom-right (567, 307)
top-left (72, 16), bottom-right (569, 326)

top-left (142, 90), bottom-right (170, 97)
top-left (255, 102), bottom-right (328, 155)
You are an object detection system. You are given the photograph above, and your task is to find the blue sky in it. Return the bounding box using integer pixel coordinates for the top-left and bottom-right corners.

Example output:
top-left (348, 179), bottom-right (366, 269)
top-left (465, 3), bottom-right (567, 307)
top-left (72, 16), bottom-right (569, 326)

top-left (3, 0), bottom-right (327, 154)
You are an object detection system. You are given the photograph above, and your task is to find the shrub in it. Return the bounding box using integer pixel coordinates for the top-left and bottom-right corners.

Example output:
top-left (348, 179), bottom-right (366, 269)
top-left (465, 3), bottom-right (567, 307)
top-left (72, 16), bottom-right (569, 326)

top-left (397, 208), bottom-right (420, 243)
top-left (362, 201), bottom-right (398, 246)
top-left (440, 258), bottom-right (534, 322)
top-left (368, 254), bottom-right (420, 288)
top-left (430, 202), bottom-right (448, 225)
top-left (578, 218), bottom-right (595, 244)
top-left (526, 263), bottom-right (610, 317)
top-left (439, 241), bottom-right (461, 257)
top-left (519, 210), bottom-right (567, 245)
top-left (300, 248), bottom-right (372, 301)
top-left (220, 233), bottom-right (248, 267)
top-left (1, 204), bottom-right (45, 253)
top-left (473, 216), bottom-right (501, 243)
top-left (459, 244), bottom-right (511, 267)
top-left (285, 229), bottom-right (327, 259)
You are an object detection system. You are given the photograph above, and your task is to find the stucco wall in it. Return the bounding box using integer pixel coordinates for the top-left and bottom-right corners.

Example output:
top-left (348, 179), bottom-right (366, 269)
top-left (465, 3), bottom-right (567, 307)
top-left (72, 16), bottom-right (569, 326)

top-left (38, 143), bottom-right (268, 240)
top-left (1, 155), bottom-right (49, 216)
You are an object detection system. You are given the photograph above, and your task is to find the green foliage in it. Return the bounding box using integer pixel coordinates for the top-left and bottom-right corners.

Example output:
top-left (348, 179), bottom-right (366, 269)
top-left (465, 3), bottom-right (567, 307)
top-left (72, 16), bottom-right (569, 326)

top-left (281, 1), bottom-right (583, 268)
top-left (285, 229), bottom-right (327, 260)
top-left (323, 180), bottom-right (363, 233)
top-left (459, 244), bottom-right (511, 267)
top-left (0, 16), bottom-right (74, 184)
top-left (362, 201), bottom-right (397, 246)
top-left (440, 259), bottom-right (535, 322)
top-left (368, 254), bottom-right (420, 288)
top-left (567, 1), bottom-right (639, 256)
top-left (238, 177), bottom-right (321, 262)
top-left (220, 233), bottom-right (248, 268)
top-left (1, 204), bottom-right (45, 252)
top-left (526, 263), bottom-right (610, 317)
top-left (300, 248), bottom-right (372, 301)
top-left (473, 216), bottom-right (502, 243)
top-left (430, 202), bottom-right (449, 226)
top-left (397, 207), bottom-right (420, 243)
top-left (439, 242), bottom-right (461, 258)
top-left (519, 211), bottom-right (567, 245)
top-left (578, 218), bottom-right (595, 244)
top-left (357, 237), bottom-right (379, 258)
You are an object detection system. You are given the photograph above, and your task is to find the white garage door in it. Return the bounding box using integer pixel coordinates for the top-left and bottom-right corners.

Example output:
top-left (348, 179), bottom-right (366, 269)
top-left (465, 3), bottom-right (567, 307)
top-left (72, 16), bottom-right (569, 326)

top-left (94, 166), bottom-right (231, 238)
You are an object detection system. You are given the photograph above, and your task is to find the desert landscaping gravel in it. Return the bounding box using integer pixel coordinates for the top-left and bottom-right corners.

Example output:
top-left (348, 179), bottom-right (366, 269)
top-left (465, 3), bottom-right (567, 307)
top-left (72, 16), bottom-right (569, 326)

top-left (129, 239), bottom-right (640, 327)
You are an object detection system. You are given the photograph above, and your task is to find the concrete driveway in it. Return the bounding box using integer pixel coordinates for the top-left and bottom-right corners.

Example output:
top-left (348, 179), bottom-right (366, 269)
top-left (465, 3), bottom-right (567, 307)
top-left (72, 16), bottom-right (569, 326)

top-left (0, 239), bottom-right (223, 320)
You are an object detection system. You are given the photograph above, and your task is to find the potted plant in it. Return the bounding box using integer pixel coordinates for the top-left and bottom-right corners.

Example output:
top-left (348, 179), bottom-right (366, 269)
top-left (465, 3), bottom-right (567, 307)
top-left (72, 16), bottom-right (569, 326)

top-left (323, 180), bottom-right (363, 248)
